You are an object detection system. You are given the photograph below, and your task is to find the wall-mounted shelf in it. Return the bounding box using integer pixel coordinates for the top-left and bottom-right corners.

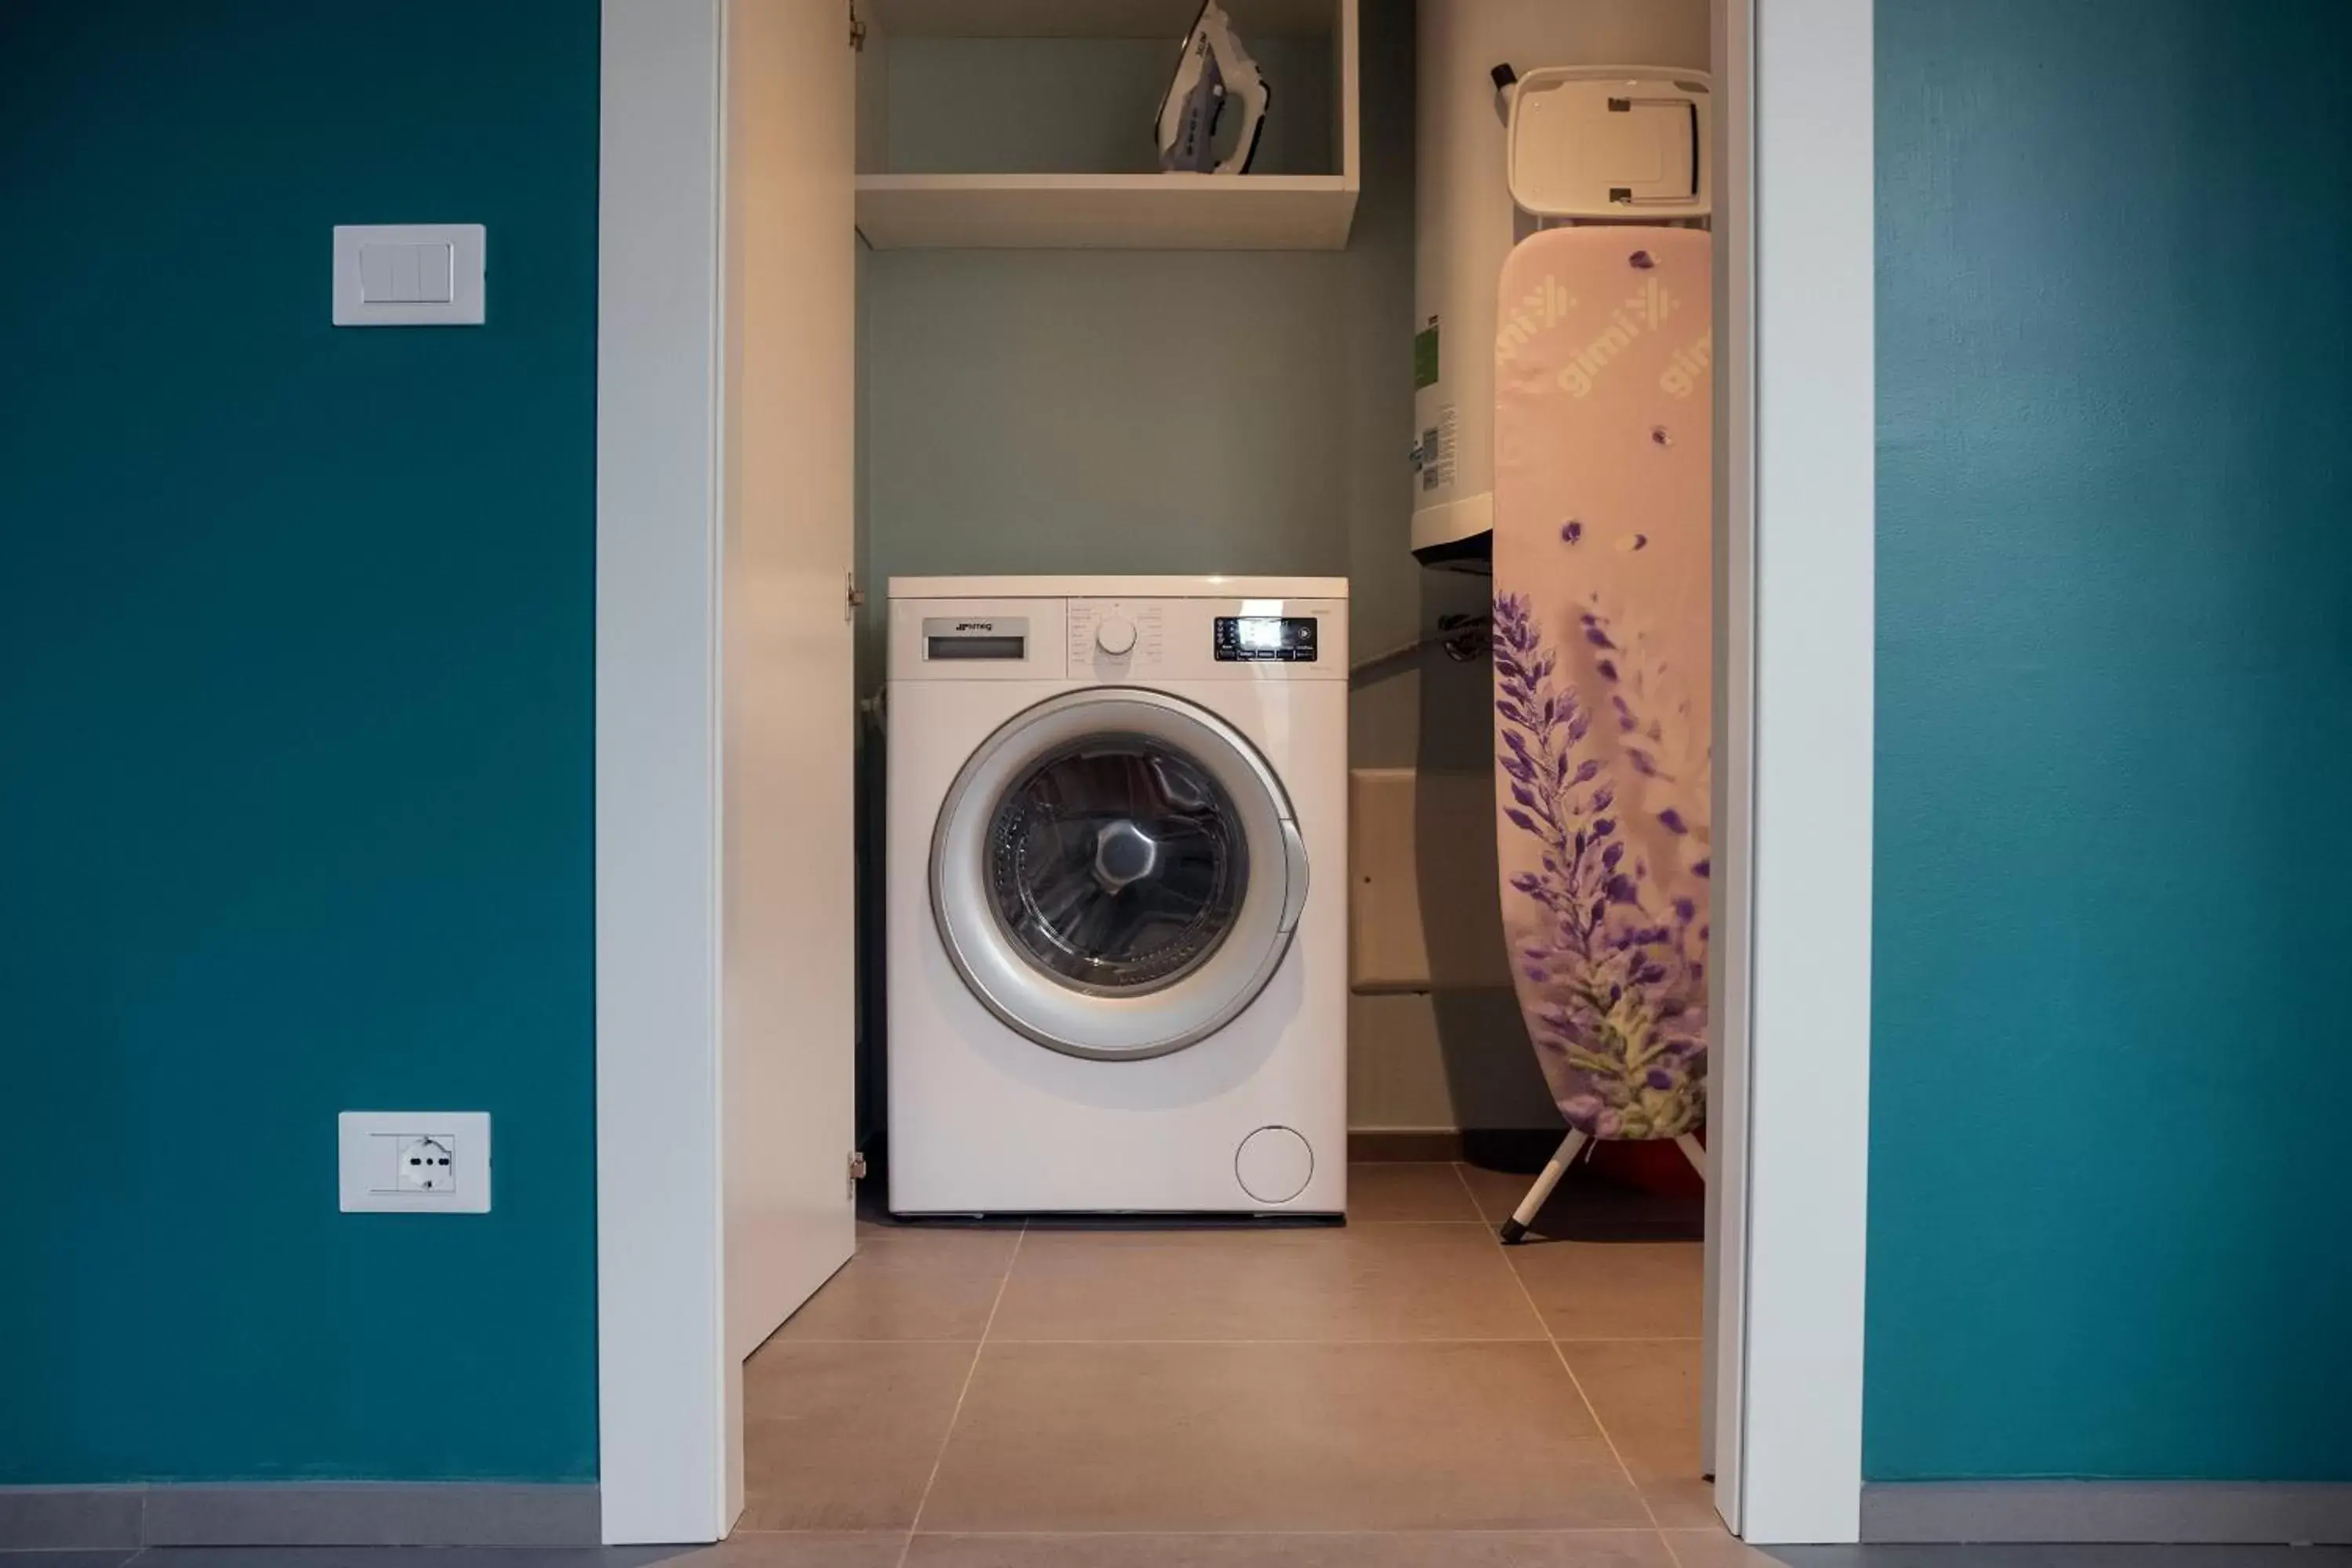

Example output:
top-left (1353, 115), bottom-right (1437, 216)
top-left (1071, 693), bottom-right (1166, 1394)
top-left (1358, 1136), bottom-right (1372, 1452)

top-left (868, 0), bottom-right (1340, 34)
top-left (857, 172), bottom-right (1356, 251)
top-left (855, 0), bottom-right (1359, 251)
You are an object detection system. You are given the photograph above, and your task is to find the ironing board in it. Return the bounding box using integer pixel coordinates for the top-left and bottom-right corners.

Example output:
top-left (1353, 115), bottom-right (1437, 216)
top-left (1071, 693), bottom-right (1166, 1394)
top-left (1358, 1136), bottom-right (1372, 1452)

top-left (1489, 226), bottom-right (1712, 1240)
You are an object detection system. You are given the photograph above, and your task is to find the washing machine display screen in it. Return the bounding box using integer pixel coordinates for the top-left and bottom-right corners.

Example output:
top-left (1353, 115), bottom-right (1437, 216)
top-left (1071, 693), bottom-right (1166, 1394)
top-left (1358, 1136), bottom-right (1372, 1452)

top-left (1214, 615), bottom-right (1318, 662)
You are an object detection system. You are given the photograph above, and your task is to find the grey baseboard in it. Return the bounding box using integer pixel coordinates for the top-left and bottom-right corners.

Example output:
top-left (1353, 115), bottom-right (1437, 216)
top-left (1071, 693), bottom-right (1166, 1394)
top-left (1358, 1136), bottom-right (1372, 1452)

top-left (1348, 1129), bottom-right (1471, 1162)
top-left (0, 1482), bottom-right (600, 1550)
top-left (1348, 1127), bottom-right (1570, 1167)
top-left (1863, 1481), bottom-right (2352, 1544)
top-left (0, 1487), bottom-right (144, 1552)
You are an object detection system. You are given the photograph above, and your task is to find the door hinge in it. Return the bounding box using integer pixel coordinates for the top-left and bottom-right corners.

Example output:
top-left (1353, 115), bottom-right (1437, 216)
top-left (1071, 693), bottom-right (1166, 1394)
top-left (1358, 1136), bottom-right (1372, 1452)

top-left (848, 0), bottom-right (867, 51)
top-left (848, 1150), bottom-right (869, 1191)
top-left (845, 572), bottom-right (866, 622)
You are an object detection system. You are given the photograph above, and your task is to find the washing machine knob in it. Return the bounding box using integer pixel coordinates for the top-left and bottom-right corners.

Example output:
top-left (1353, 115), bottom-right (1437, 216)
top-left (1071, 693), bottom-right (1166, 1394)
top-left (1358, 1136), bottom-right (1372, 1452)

top-left (1095, 615), bottom-right (1138, 657)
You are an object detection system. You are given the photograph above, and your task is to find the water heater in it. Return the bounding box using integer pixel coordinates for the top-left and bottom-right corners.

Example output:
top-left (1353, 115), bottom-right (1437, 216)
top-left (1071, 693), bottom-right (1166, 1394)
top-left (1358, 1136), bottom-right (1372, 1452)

top-left (1410, 0), bottom-right (1711, 569)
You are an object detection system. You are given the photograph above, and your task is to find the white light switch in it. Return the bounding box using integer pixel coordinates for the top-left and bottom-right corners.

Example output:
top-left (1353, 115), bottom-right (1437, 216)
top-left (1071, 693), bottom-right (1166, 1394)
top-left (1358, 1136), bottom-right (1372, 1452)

top-left (333, 224), bottom-right (484, 325)
top-left (415, 244), bottom-right (454, 303)
top-left (339, 1110), bottom-right (492, 1213)
top-left (359, 241), bottom-right (453, 304)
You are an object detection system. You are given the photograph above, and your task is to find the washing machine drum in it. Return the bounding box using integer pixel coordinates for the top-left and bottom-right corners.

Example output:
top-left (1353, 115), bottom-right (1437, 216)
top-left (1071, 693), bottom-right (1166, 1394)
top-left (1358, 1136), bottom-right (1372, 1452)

top-left (931, 688), bottom-right (1308, 1061)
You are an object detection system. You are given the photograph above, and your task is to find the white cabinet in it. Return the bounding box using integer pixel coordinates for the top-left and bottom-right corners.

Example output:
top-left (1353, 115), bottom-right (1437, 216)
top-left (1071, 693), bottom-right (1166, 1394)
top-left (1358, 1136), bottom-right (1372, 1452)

top-left (855, 0), bottom-right (1359, 250)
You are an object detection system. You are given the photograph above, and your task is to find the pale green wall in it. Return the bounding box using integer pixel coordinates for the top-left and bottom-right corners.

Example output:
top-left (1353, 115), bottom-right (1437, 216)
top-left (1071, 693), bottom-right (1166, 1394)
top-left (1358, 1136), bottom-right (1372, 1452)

top-left (881, 36), bottom-right (1334, 177)
top-left (856, 0), bottom-right (1555, 1133)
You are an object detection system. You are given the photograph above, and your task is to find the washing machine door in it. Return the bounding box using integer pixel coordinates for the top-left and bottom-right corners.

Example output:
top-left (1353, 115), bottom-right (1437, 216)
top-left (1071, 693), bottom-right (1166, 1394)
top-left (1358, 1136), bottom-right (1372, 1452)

top-left (930, 687), bottom-right (1309, 1061)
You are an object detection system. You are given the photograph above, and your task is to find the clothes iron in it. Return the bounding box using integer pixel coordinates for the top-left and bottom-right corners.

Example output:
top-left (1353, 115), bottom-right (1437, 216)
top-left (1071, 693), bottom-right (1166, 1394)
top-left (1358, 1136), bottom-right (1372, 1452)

top-left (1155, 1), bottom-right (1269, 175)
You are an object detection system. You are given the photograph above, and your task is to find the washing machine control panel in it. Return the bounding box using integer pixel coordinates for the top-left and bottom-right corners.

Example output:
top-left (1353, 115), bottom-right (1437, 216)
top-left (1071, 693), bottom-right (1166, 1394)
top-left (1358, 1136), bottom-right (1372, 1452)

top-left (1094, 614), bottom-right (1138, 656)
top-left (1055, 596), bottom-right (1346, 681)
top-left (1213, 615), bottom-right (1319, 662)
top-left (1068, 601), bottom-right (1167, 673)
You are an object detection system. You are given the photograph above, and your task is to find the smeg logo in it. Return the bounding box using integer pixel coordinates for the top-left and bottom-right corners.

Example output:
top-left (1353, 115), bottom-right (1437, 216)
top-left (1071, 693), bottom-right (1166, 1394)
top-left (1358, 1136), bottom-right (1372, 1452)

top-left (955, 621), bottom-right (995, 632)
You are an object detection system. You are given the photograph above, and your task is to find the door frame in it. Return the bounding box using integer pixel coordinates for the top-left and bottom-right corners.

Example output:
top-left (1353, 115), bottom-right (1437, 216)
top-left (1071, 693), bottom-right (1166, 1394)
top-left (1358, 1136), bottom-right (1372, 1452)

top-left (594, 0), bottom-right (1876, 1545)
top-left (597, 0), bottom-right (732, 1547)
top-left (1706, 0), bottom-right (1875, 1543)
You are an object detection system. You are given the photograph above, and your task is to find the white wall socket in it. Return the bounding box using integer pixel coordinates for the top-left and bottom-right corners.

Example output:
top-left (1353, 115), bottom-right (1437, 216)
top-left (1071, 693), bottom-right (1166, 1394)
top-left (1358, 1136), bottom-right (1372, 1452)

top-left (397, 1134), bottom-right (457, 1192)
top-left (339, 1111), bottom-right (491, 1213)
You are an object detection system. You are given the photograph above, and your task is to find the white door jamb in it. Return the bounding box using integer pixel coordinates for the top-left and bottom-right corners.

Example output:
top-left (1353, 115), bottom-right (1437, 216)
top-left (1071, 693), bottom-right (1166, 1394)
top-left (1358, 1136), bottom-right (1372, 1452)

top-left (596, 0), bottom-right (732, 1545)
top-left (1709, 0), bottom-right (1876, 1543)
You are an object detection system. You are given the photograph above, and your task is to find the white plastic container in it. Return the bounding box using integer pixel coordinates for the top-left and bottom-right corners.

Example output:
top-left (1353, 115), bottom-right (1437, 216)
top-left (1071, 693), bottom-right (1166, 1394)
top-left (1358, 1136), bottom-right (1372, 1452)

top-left (1507, 67), bottom-right (1712, 221)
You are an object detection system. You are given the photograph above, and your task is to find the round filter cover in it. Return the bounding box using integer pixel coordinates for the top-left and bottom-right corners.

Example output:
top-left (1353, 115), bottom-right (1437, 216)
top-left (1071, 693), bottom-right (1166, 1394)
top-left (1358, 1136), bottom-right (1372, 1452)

top-left (1234, 1125), bottom-right (1314, 1204)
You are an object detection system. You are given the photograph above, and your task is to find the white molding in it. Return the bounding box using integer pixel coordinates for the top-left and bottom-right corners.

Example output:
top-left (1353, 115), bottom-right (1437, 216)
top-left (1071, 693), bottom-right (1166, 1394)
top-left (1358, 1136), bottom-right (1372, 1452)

top-left (1726, 0), bottom-right (1875, 1544)
top-left (596, 0), bottom-right (731, 1545)
top-left (855, 173), bottom-right (1359, 251)
top-left (1705, 0), bottom-right (1757, 1533)
top-left (590, 0), bottom-right (1874, 1546)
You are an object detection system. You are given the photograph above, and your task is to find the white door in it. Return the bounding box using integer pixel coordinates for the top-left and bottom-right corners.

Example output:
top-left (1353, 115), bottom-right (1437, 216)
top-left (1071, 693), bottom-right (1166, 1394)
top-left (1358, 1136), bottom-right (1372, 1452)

top-left (720, 0), bottom-right (858, 1425)
top-left (597, 0), bottom-right (859, 1543)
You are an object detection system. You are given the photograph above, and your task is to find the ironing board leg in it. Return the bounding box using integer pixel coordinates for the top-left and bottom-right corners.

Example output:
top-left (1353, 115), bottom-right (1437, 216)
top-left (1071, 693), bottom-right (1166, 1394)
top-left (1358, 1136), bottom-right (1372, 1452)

top-left (1674, 1133), bottom-right (1707, 1181)
top-left (1498, 1128), bottom-right (1588, 1244)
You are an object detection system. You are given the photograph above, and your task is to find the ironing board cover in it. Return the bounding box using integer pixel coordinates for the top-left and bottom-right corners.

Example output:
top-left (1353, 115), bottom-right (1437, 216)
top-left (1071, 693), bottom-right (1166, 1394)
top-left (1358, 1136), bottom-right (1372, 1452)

top-left (1491, 226), bottom-right (1711, 1141)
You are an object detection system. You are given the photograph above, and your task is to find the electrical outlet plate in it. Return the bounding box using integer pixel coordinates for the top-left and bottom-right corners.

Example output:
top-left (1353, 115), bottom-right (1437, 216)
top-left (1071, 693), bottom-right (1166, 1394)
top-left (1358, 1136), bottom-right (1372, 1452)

top-left (339, 1111), bottom-right (491, 1213)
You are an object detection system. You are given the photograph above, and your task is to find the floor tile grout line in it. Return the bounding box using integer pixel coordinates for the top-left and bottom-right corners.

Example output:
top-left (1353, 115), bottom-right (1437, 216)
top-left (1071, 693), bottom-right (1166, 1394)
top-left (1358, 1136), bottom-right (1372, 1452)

top-left (1541, 1299), bottom-right (1667, 1534)
top-left (779, 1334), bottom-right (1560, 1345)
top-left (1016, 1218), bottom-right (1497, 1231)
top-left (801, 1172), bottom-right (1701, 1551)
top-left (1448, 1160), bottom-right (1497, 1229)
top-left (899, 1528), bottom-right (1714, 1541)
top-left (776, 1334), bottom-right (1697, 1346)
top-left (869, 1218), bottom-right (1508, 1234)
top-left (871, 1217), bottom-right (1704, 1235)
top-left (1552, 1336), bottom-right (1705, 1345)
top-left (776, 1337), bottom-right (989, 1345)
top-left (1463, 1157), bottom-right (1668, 1537)
top-left (1451, 1159), bottom-right (1549, 1344)
top-left (895, 1218), bottom-right (1025, 1567)
top-left (736, 1526), bottom-right (1694, 1538)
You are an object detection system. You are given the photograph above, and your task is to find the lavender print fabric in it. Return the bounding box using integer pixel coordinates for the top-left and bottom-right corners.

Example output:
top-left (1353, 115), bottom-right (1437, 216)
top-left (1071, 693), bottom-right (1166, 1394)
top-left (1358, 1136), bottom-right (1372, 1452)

top-left (1491, 227), bottom-right (1712, 1140)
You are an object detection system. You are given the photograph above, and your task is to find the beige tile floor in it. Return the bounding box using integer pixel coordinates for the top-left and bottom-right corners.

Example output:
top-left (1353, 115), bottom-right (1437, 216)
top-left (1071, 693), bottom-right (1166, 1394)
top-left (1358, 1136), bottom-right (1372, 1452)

top-left (728, 1161), bottom-right (1761, 1568)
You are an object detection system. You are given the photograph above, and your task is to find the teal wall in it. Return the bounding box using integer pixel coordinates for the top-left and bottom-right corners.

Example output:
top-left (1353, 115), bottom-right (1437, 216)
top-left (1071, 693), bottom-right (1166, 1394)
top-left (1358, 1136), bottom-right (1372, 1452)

top-left (0, 4), bottom-right (600, 1483)
top-left (1871, 0), bottom-right (2352, 1479)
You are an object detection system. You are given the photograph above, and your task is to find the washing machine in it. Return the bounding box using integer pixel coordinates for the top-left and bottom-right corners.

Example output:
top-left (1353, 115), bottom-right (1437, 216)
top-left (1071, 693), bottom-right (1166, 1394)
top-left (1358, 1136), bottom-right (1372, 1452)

top-left (886, 575), bottom-right (1348, 1217)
